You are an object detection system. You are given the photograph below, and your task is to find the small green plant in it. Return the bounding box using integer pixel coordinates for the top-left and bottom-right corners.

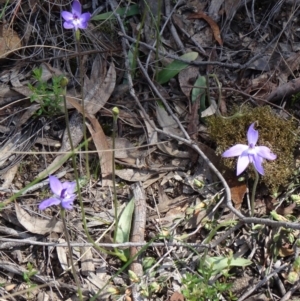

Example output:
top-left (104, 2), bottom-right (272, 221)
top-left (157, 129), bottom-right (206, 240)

top-left (22, 263), bottom-right (38, 299)
top-left (22, 262), bottom-right (38, 284)
top-left (182, 271), bottom-right (233, 301)
top-left (28, 67), bottom-right (65, 117)
top-left (291, 92), bottom-right (300, 106)
top-left (182, 251), bottom-right (249, 301)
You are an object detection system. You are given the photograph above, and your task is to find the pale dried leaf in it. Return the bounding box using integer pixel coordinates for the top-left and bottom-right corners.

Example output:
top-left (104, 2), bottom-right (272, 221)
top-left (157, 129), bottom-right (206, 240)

top-left (178, 66), bottom-right (199, 99)
top-left (40, 63), bottom-right (64, 82)
top-left (10, 68), bottom-right (22, 87)
top-left (86, 116), bottom-right (112, 186)
top-left (201, 99), bottom-right (218, 117)
top-left (80, 247), bottom-right (95, 276)
top-left (156, 106), bottom-right (182, 136)
top-left (15, 203), bottom-right (63, 234)
top-left (84, 55), bottom-right (106, 101)
top-left (68, 97), bottom-right (112, 186)
top-left (60, 111), bottom-right (83, 152)
top-left (56, 238), bottom-right (68, 271)
top-left (0, 25), bottom-right (21, 58)
top-left (143, 172), bottom-right (167, 188)
top-left (115, 169), bottom-right (156, 182)
top-left (87, 266), bottom-right (111, 298)
top-left (107, 137), bottom-right (142, 159)
top-left (85, 61), bottom-right (116, 115)
top-left (157, 141), bottom-right (190, 158)
top-left (139, 110), bottom-right (158, 144)
top-left (2, 164), bottom-right (18, 189)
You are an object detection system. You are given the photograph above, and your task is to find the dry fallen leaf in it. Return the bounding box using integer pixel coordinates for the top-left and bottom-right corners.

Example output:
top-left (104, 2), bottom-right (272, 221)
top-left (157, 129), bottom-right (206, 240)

top-left (86, 115), bottom-right (112, 186)
top-left (115, 169), bottom-right (156, 182)
top-left (85, 61), bottom-right (116, 115)
top-left (15, 202), bottom-right (63, 234)
top-left (278, 246), bottom-right (294, 257)
top-left (178, 66), bottom-right (199, 99)
top-left (188, 12), bottom-right (223, 46)
top-left (56, 238), bottom-right (69, 271)
top-left (169, 291), bottom-right (185, 301)
top-left (68, 98), bottom-right (113, 187)
top-left (0, 25), bottom-right (21, 58)
top-left (2, 164), bottom-right (18, 189)
top-left (228, 178), bottom-right (247, 210)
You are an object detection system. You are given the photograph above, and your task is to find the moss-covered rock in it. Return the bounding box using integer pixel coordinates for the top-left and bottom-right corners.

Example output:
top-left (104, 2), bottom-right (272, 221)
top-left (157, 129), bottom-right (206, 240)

top-left (207, 106), bottom-right (298, 189)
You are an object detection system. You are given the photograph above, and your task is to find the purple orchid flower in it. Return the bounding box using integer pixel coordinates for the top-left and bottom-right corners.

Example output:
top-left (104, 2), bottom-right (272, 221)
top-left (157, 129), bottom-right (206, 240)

top-left (39, 176), bottom-right (76, 210)
top-left (61, 0), bottom-right (91, 30)
top-left (222, 123), bottom-right (277, 176)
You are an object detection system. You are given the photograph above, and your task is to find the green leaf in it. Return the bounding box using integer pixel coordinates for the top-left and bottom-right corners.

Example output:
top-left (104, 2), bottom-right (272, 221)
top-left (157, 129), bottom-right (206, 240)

top-left (128, 44), bottom-right (138, 78)
top-left (204, 256), bottom-right (252, 275)
top-left (115, 198), bottom-right (135, 243)
top-left (156, 52), bottom-right (198, 84)
top-left (92, 5), bottom-right (139, 21)
top-left (192, 75), bottom-right (206, 112)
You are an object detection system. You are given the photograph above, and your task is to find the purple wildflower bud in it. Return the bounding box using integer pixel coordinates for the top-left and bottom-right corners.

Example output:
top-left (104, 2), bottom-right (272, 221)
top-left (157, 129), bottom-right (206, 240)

top-left (39, 176), bottom-right (76, 210)
top-left (61, 0), bottom-right (91, 30)
top-left (222, 123), bottom-right (277, 176)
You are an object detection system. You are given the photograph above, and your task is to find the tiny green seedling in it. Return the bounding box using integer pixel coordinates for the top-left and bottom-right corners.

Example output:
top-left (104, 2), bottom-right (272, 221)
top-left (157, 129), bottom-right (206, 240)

top-left (22, 262), bottom-right (38, 284)
top-left (28, 67), bottom-right (65, 117)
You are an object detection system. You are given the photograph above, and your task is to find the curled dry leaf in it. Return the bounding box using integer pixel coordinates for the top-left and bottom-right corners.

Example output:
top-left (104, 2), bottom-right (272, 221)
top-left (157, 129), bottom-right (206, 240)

top-left (188, 12), bottom-right (223, 46)
top-left (15, 202), bottom-right (63, 234)
top-left (178, 66), bottom-right (199, 99)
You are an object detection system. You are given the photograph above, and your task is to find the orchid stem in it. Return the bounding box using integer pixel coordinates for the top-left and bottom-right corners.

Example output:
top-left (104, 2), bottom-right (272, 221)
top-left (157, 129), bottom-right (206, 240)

top-left (251, 168), bottom-right (259, 216)
top-left (75, 30), bottom-right (90, 180)
top-left (60, 208), bottom-right (83, 301)
top-left (112, 107), bottom-right (119, 245)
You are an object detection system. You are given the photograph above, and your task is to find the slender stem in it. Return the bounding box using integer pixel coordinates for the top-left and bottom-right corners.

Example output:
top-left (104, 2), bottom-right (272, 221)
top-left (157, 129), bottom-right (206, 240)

top-left (251, 168), bottom-right (259, 216)
top-left (60, 208), bottom-right (83, 300)
top-left (75, 30), bottom-right (90, 180)
top-left (112, 107), bottom-right (119, 244)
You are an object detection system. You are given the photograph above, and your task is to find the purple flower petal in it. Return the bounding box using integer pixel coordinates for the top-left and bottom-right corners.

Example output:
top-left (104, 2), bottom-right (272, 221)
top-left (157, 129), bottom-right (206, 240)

top-left (39, 197), bottom-right (61, 210)
top-left (72, 0), bottom-right (82, 15)
top-left (256, 146), bottom-right (277, 160)
top-left (63, 21), bottom-right (75, 29)
top-left (62, 181), bottom-right (76, 194)
top-left (61, 11), bottom-right (73, 21)
top-left (49, 176), bottom-right (62, 196)
top-left (252, 154), bottom-right (264, 175)
top-left (222, 144), bottom-right (248, 157)
top-left (80, 12), bottom-right (91, 23)
top-left (236, 155), bottom-right (250, 175)
top-left (77, 22), bottom-right (87, 29)
top-left (247, 123), bottom-right (258, 146)
top-left (61, 199), bottom-right (75, 210)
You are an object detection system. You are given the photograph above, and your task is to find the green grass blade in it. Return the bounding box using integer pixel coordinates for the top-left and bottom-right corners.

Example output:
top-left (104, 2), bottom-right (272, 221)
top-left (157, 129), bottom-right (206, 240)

top-left (92, 5), bottom-right (139, 21)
